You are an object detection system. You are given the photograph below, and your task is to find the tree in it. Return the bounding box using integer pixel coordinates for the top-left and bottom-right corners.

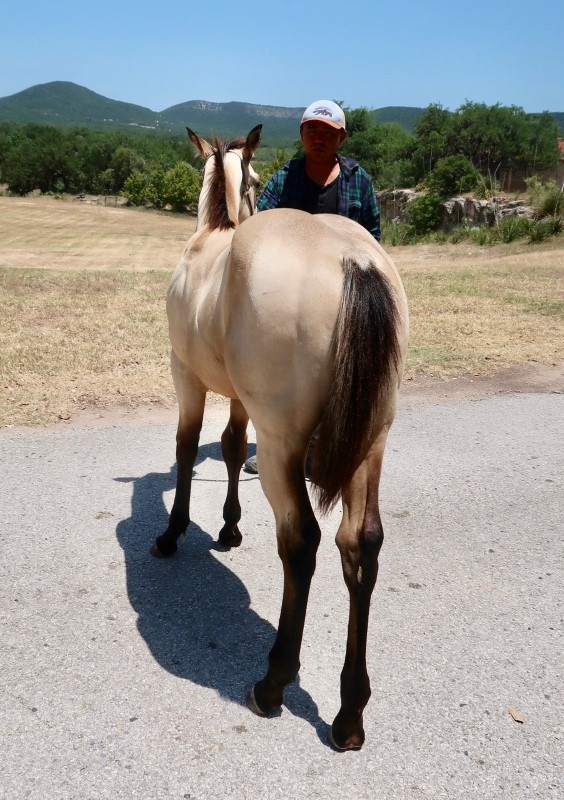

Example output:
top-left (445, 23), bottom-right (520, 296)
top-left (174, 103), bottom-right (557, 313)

top-left (339, 108), bottom-right (415, 187)
top-left (406, 194), bottom-right (444, 234)
top-left (425, 155), bottom-right (477, 197)
top-left (109, 146), bottom-right (145, 194)
top-left (162, 162), bottom-right (201, 210)
top-left (121, 170), bottom-right (150, 206)
top-left (411, 104), bottom-right (455, 180)
top-left (146, 165), bottom-right (167, 209)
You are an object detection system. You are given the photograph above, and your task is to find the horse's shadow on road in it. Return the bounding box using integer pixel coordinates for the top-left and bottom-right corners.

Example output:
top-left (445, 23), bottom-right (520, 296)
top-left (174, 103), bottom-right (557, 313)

top-left (114, 441), bottom-right (329, 745)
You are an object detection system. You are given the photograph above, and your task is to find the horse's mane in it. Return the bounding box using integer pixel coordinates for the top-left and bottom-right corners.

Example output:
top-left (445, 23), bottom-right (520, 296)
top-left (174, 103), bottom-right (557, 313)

top-left (207, 137), bottom-right (246, 231)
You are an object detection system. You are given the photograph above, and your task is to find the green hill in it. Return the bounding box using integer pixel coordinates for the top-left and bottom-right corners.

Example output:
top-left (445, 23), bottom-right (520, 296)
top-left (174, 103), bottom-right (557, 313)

top-left (1, 82), bottom-right (562, 145)
top-left (552, 111), bottom-right (564, 133)
top-left (0, 81), bottom-right (160, 130)
top-left (0, 81), bottom-right (423, 145)
top-left (371, 106), bottom-right (424, 131)
top-left (159, 100), bottom-right (304, 147)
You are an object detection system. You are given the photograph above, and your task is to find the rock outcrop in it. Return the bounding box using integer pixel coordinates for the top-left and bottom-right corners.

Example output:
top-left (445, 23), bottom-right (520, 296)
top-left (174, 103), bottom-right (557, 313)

top-left (377, 189), bottom-right (533, 230)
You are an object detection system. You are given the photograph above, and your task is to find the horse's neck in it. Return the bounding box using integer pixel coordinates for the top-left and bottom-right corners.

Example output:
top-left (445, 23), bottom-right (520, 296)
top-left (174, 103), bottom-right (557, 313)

top-left (196, 153), bottom-right (242, 231)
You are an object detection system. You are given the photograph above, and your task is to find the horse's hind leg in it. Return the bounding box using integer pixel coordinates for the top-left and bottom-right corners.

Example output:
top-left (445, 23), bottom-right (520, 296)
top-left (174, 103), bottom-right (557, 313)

top-left (151, 355), bottom-right (206, 558)
top-left (330, 431), bottom-right (388, 752)
top-left (218, 399), bottom-right (249, 548)
top-left (247, 438), bottom-right (321, 715)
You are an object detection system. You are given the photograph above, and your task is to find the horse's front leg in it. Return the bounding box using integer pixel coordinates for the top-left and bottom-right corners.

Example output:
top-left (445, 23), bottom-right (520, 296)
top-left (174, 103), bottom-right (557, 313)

top-left (330, 433), bottom-right (388, 751)
top-left (247, 440), bottom-right (321, 714)
top-left (218, 399), bottom-right (249, 548)
top-left (151, 356), bottom-right (206, 558)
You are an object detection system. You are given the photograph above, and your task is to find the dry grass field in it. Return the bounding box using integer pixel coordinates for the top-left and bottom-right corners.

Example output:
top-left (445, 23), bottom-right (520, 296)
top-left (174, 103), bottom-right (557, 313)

top-left (1, 195), bottom-right (563, 427)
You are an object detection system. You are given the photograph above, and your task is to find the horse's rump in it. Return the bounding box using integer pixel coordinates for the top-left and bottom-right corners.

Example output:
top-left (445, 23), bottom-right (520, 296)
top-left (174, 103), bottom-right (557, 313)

top-left (224, 209), bottom-right (408, 510)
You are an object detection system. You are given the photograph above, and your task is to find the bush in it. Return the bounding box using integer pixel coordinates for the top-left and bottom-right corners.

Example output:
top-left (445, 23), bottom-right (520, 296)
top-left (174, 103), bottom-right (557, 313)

top-left (406, 193), bottom-right (444, 234)
top-left (161, 162), bottom-right (201, 211)
top-left (474, 173), bottom-right (500, 199)
top-left (497, 215), bottom-right (532, 243)
top-left (381, 219), bottom-right (415, 245)
top-left (449, 226), bottom-right (472, 244)
top-left (524, 175), bottom-right (546, 206)
top-left (425, 155), bottom-right (478, 197)
top-left (528, 217), bottom-right (563, 243)
top-left (121, 170), bottom-right (150, 206)
top-left (535, 184), bottom-right (564, 219)
top-left (468, 226), bottom-right (494, 246)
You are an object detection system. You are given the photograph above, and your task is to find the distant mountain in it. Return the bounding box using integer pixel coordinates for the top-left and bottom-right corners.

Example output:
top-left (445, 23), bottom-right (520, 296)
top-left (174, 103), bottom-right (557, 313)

top-left (552, 112), bottom-right (564, 133)
top-left (159, 100), bottom-right (304, 146)
top-left (371, 106), bottom-right (425, 131)
top-left (0, 81), bottom-right (160, 130)
top-left (0, 81), bottom-right (426, 145)
top-left (1, 82), bottom-right (562, 145)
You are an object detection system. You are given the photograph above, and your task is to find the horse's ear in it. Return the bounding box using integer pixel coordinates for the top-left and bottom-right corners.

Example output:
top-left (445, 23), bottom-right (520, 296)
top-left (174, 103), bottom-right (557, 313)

top-left (243, 124), bottom-right (263, 161)
top-left (186, 127), bottom-right (214, 159)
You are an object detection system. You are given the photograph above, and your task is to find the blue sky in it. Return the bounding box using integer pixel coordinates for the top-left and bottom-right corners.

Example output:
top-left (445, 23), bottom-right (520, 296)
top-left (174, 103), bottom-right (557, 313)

top-left (1, 0), bottom-right (562, 112)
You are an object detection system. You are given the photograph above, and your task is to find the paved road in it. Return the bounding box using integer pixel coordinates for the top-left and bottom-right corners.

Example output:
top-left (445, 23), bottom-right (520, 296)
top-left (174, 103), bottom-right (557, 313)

top-left (1, 392), bottom-right (562, 799)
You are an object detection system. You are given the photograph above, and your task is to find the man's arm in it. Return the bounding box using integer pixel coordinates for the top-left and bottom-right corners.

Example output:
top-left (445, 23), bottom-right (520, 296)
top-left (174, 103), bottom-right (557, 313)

top-left (359, 177), bottom-right (381, 242)
top-left (256, 169), bottom-right (284, 211)
top-left (360, 188), bottom-right (381, 242)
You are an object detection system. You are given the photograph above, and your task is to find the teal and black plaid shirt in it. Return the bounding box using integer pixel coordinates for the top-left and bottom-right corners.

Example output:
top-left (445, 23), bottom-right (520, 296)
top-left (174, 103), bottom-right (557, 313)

top-left (257, 155), bottom-right (381, 241)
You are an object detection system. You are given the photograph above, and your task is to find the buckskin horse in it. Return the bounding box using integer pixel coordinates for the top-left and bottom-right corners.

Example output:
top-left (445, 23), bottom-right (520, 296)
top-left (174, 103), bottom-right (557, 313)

top-left (151, 124), bottom-right (409, 751)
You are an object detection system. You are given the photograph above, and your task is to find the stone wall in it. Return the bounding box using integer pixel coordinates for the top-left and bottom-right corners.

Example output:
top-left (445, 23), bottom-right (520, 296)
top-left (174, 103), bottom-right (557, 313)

top-left (377, 189), bottom-right (534, 230)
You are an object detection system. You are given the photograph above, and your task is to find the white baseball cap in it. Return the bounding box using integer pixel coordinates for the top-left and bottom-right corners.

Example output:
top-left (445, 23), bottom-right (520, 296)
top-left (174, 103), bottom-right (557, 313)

top-left (300, 100), bottom-right (346, 130)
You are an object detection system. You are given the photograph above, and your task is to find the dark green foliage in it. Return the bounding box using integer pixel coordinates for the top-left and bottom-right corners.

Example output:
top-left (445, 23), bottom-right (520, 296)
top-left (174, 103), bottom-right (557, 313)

top-left (497, 215), bottom-right (533, 242)
top-left (121, 162), bottom-right (201, 210)
top-left (425, 155), bottom-right (478, 197)
top-left (411, 102), bottom-right (560, 183)
top-left (161, 162), bottom-right (200, 210)
top-left (528, 218), bottom-right (558, 243)
top-left (0, 121), bottom-right (199, 197)
top-left (535, 185), bottom-right (564, 218)
top-left (406, 194), bottom-right (444, 234)
top-left (371, 107), bottom-right (424, 133)
top-left (340, 107), bottom-right (415, 188)
top-left (0, 93), bottom-right (560, 207)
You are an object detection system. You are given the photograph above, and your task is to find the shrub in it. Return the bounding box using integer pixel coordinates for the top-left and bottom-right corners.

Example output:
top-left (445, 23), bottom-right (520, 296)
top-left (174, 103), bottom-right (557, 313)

top-left (381, 219), bottom-right (415, 246)
top-left (468, 226), bottom-right (493, 246)
top-left (535, 184), bottom-right (564, 219)
top-left (162, 162), bottom-right (201, 211)
top-left (121, 170), bottom-right (150, 206)
top-left (528, 216), bottom-right (563, 243)
top-left (406, 193), bottom-right (444, 235)
top-left (474, 172), bottom-right (500, 199)
top-left (524, 175), bottom-right (546, 206)
top-left (425, 155), bottom-right (478, 197)
top-left (497, 215), bottom-right (532, 243)
top-left (449, 226), bottom-right (472, 243)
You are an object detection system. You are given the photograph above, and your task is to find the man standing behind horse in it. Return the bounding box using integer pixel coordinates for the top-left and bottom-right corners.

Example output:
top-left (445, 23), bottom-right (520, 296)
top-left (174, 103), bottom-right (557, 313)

top-left (245, 99), bottom-right (381, 473)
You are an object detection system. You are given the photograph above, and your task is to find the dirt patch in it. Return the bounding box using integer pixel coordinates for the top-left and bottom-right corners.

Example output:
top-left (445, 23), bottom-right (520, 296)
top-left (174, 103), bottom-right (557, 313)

top-left (3, 362), bottom-right (560, 436)
top-left (399, 361), bottom-right (563, 407)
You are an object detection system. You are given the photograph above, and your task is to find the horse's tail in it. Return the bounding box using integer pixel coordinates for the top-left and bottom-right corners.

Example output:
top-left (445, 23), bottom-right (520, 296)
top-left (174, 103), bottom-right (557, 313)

top-left (311, 257), bottom-right (402, 514)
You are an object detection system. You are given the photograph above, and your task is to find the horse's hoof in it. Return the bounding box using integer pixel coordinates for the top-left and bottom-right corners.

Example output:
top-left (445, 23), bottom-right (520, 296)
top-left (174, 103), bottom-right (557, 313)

top-left (246, 686), bottom-right (281, 718)
top-left (328, 724), bottom-right (365, 752)
top-left (218, 524), bottom-right (242, 549)
top-left (150, 536), bottom-right (178, 558)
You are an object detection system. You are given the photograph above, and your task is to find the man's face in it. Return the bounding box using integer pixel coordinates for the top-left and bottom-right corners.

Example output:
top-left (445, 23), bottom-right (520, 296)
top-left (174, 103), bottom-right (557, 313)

top-left (300, 121), bottom-right (347, 162)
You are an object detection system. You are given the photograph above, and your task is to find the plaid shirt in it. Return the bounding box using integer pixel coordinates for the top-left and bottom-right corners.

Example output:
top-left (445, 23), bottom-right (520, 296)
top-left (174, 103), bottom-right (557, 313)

top-left (257, 155), bottom-right (381, 241)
